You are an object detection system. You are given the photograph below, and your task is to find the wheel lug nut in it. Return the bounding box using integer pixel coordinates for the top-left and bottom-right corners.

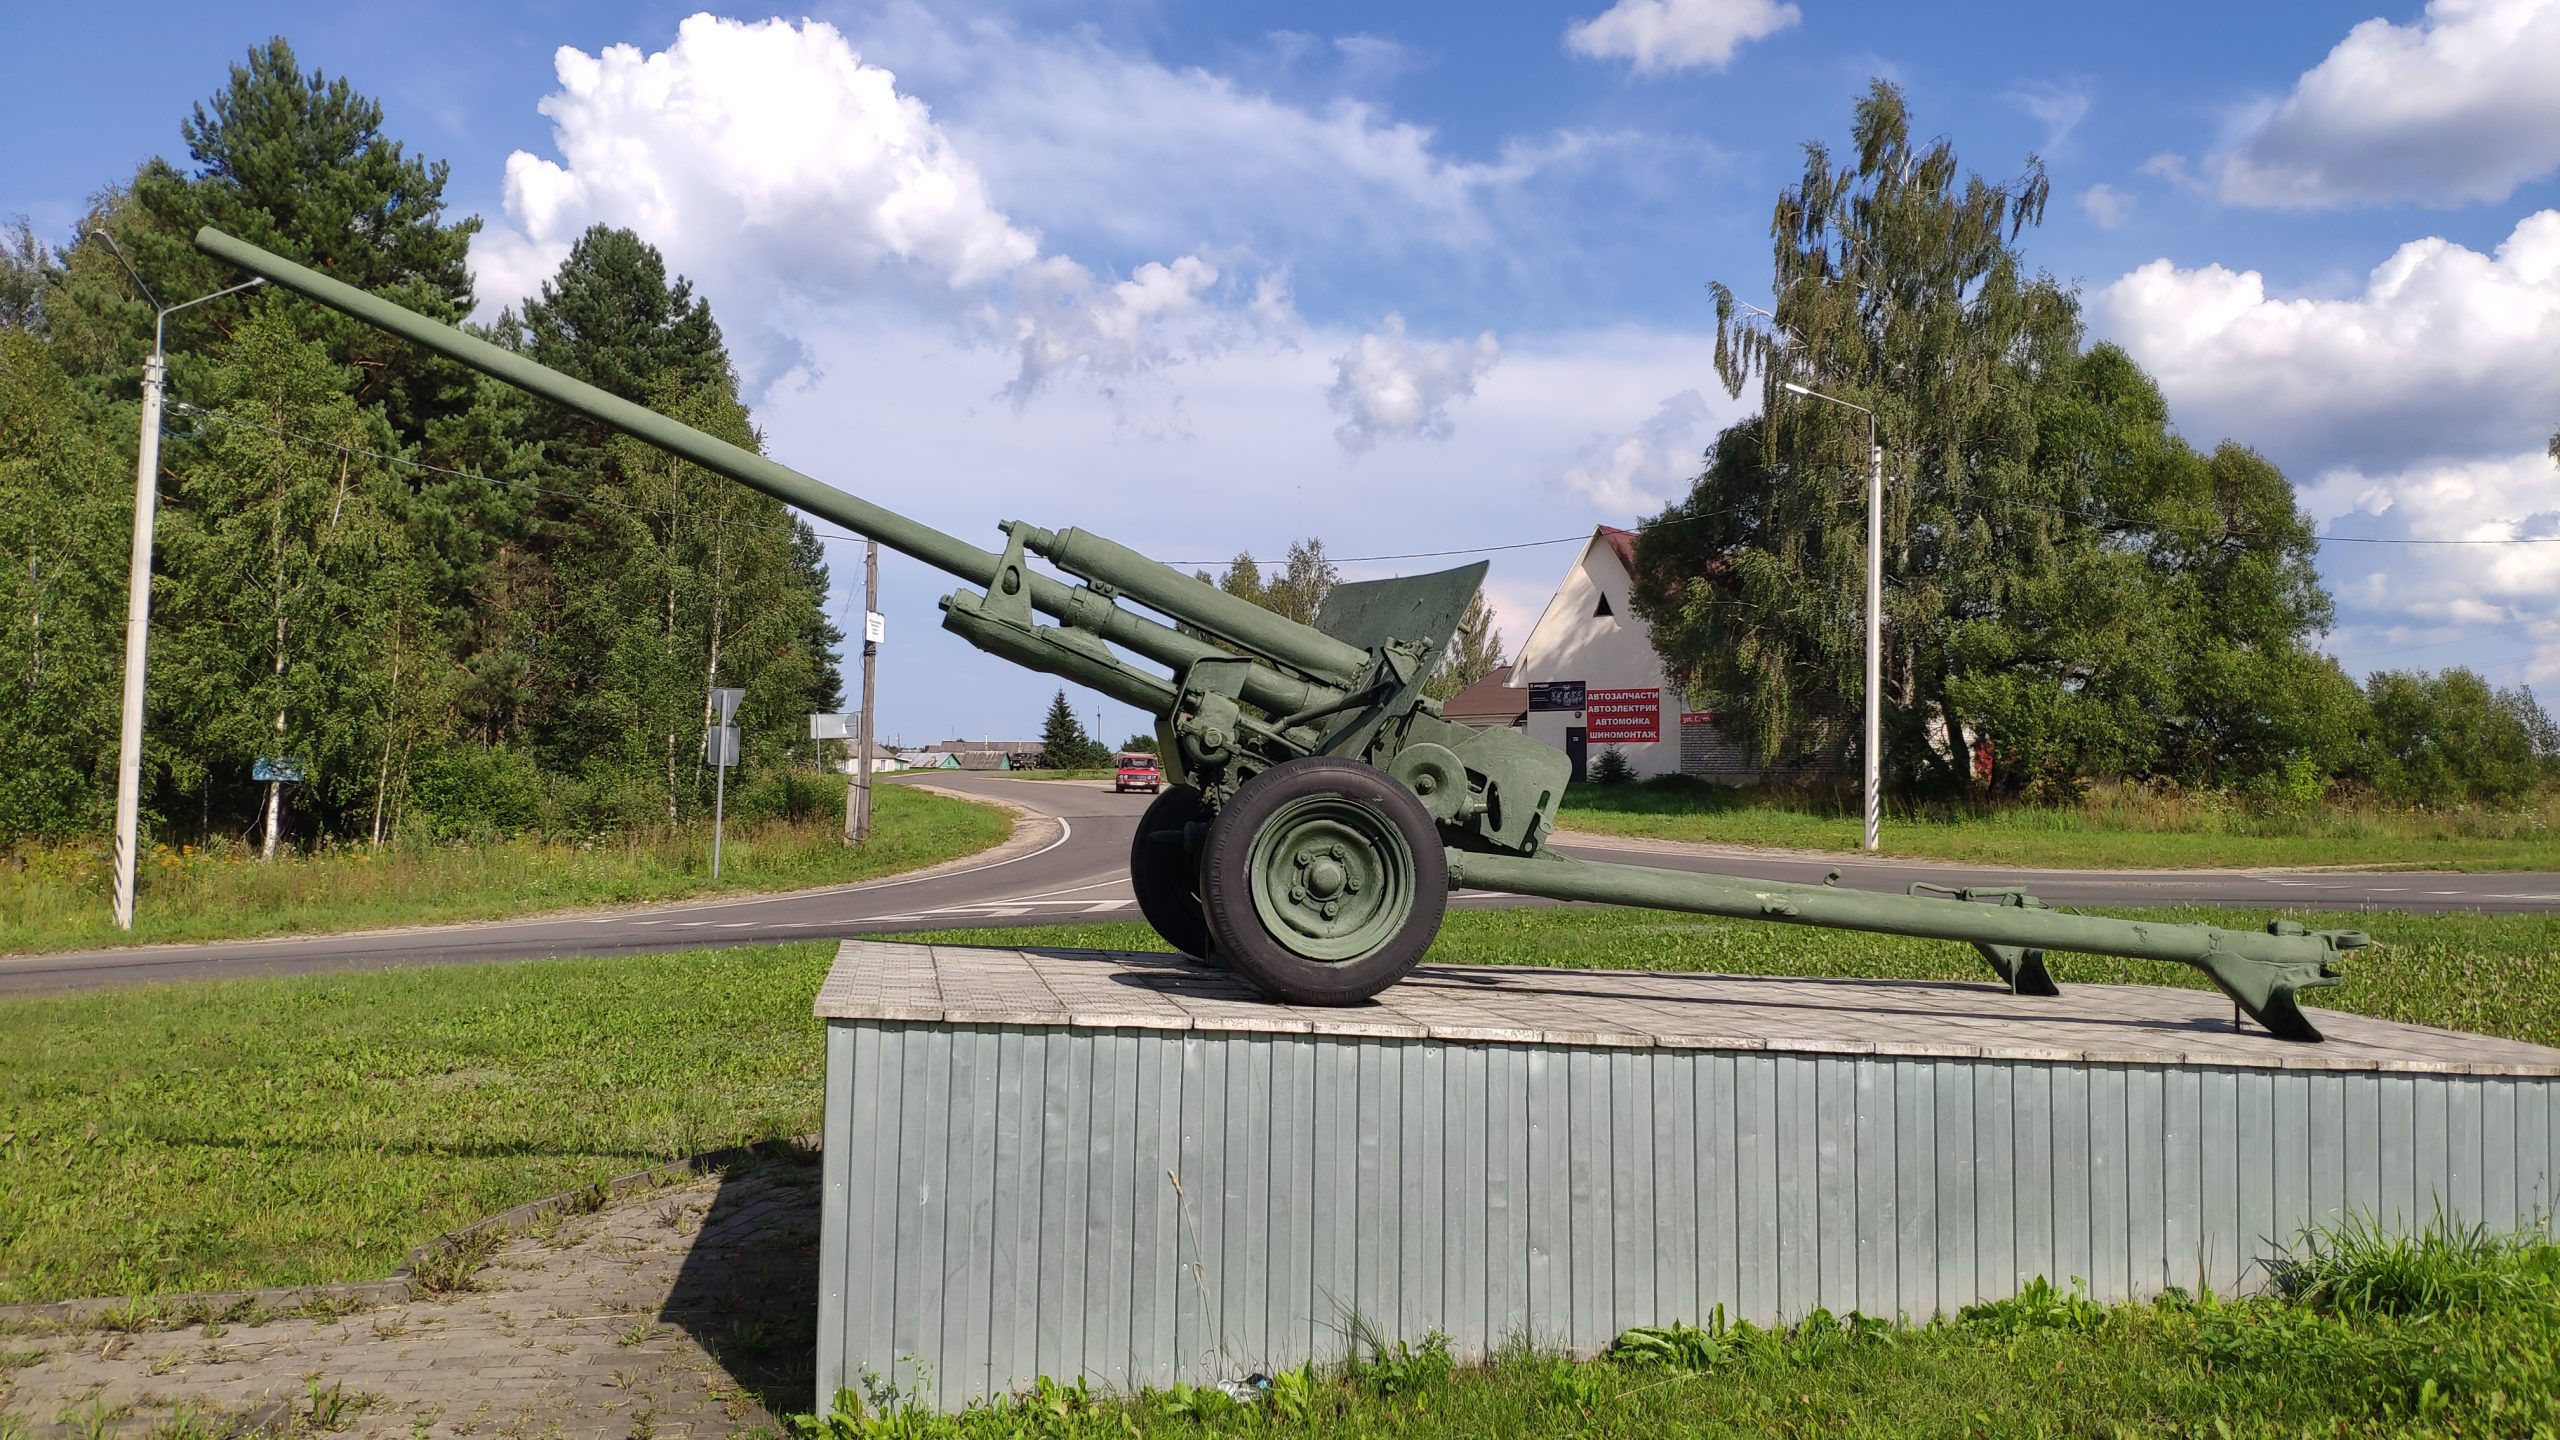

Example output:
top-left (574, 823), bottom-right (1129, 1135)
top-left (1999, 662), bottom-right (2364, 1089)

top-left (1289, 886), bottom-right (1306, 903)
top-left (1322, 901), bottom-right (1340, 919)
top-left (1345, 877), bottom-right (1361, 894)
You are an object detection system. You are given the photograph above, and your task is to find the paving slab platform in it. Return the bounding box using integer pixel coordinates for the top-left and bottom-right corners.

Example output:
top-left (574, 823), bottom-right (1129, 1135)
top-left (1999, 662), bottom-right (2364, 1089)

top-left (811, 942), bottom-right (2560, 1410)
top-left (815, 942), bottom-right (2560, 1075)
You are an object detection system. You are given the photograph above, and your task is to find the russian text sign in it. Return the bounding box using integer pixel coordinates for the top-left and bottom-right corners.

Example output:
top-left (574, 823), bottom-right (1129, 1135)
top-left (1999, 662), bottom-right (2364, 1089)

top-left (1587, 687), bottom-right (1661, 744)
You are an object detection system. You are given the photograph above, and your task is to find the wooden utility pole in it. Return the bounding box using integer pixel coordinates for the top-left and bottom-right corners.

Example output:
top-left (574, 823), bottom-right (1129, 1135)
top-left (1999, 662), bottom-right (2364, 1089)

top-left (855, 538), bottom-right (878, 843)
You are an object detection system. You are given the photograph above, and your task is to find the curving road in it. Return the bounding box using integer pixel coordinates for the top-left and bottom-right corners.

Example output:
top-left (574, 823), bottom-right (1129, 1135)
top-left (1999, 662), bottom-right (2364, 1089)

top-left (5, 772), bottom-right (2553, 995)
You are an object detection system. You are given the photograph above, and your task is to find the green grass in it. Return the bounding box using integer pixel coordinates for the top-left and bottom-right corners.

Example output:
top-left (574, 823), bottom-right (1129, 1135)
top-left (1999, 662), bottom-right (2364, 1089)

top-left (1559, 776), bottom-right (2560, 871)
top-left (2, 904), bottom-right (2553, 1309)
top-left (780, 1230), bottom-right (2560, 1438)
top-left (0, 784), bottom-right (1011, 955)
top-left (0, 941), bottom-right (844, 1305)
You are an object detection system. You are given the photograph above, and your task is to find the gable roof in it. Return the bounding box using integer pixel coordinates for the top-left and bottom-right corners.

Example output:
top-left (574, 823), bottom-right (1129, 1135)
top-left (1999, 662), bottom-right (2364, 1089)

top-left (1516, 526), bottom-right (1638, 676)
top-left (1440, 664), bottom-right (1525, 727)
top-left (1599, 525), bottom-right (1637, 575)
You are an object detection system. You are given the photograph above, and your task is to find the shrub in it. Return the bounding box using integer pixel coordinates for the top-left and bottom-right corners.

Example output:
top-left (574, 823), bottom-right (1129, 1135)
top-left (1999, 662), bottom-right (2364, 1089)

top-left (2360, 668), bottom-right (2558, 807)
top-left (405, 745), bottom-right (545, 842)
top-left (734, 768), bottom-right (847, 825)
top-left (1589, 747), bottom-right (1635, 785)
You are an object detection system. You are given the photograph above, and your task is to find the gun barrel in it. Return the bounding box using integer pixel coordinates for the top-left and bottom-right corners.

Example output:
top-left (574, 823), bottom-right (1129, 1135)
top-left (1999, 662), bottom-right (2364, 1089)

top-left (1025, 526), bottom-right (1369, 685)
top-left (195, 229), bottom-right (997, 585)
top-left (192, 226), bottom-right (1339, 718)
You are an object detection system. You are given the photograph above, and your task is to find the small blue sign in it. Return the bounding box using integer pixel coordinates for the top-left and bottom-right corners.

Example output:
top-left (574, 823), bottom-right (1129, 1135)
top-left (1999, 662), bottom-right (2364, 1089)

top-left (252, 756), bottom-right (306, 783)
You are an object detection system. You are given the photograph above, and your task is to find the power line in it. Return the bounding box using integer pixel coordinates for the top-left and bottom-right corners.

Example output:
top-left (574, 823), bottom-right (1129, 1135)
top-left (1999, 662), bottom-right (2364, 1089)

top-left (170, 397), bottom-right (2560, 626)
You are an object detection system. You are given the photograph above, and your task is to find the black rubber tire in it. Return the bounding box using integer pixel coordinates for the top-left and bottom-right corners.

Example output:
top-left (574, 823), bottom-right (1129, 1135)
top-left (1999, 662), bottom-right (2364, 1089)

top-left (1129, 784), bottom-right (1218, 963)
top-left (1200, 756), bottom-right (1448, 1005)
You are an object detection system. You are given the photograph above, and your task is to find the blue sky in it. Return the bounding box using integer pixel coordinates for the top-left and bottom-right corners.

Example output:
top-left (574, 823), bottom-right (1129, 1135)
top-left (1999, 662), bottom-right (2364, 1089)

top-left (7, 0), bottom-right (2557, 746)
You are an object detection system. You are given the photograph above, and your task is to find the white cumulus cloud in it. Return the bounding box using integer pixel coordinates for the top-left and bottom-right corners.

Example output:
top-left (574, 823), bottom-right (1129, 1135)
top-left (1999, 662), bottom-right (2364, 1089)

top-left (2096, 210), bottom-right (2560, 475)
top-left (470, 13), bottom-right (1282, 404)
top-left (1564, 0), bottom-right (1801, 74)
top-left (2210, 0), bottom-right (2560, 208)
top-left (2101, 211), bottom-right (2560, 686)
top-left (1560, 390), bottom-right (1714, 511)
top-left (2301, 450), bottom-right (2560, 681)
top-left (473, 14), bottom-right (1036, 314)
top-left (1001, 256), bottom-right (1295, 409)
top-left (1325, 314), bottom-right (1501, 453)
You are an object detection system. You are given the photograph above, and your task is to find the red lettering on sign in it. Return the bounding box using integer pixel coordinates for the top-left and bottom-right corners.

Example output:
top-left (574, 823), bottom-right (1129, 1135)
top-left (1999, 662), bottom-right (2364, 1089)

top-left (1585, 687), bottom-right (1660, 744)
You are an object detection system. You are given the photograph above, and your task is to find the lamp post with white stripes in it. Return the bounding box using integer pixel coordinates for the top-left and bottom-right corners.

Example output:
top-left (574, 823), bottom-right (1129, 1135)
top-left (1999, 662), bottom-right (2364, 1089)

top-left (103, 257), bottom-right (266, 929)
top-left (1782, 381), bottom-right (1883, 853)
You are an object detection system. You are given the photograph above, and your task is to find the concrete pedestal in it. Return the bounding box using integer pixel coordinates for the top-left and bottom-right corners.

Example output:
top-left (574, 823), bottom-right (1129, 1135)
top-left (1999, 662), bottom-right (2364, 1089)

top-left (812, 941), bottom-right (2560, 1411)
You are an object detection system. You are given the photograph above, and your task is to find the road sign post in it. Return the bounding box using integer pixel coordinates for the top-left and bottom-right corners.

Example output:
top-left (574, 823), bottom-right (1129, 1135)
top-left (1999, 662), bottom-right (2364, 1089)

top-left (856, 539), bottom-right (880, 843)
top-left (710, 686), bottom-right (745, 879)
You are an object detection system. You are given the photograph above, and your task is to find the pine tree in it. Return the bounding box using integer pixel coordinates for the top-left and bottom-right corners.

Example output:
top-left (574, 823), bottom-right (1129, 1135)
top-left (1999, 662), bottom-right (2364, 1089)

top-left (499, 230), bottom-right (839, 820)
top-left (0, 51), bottom-right (851, 849)
top-left (518, 226), bottom-right (727, 404)
top-left (126, 37), bottom-right (481, 438)
top-left (1, 217), bottom-right (58, 333)
top-left (1039, 689), bottom-right (1101, 770)
top-left (791, 518), bottom-right (848, 714)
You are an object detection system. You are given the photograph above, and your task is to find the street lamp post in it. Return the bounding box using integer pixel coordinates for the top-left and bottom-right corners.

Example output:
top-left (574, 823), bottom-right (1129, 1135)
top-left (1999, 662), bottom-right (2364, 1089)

top-left (1781, 381), bottom-right (1883, 853)
top-left (105, 261), bottom-right (266, 929)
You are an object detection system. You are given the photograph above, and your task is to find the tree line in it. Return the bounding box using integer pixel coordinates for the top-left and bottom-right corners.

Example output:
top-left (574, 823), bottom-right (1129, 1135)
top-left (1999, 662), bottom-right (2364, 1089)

top-left (0, 40), bottom-right (842, 851)
top-left (1631, 83), bottom-right (2556, 809)
top-left (1032, 540), bottom-right (1515, 770)
top-left (1194, 537), bottom-right (1507, 704)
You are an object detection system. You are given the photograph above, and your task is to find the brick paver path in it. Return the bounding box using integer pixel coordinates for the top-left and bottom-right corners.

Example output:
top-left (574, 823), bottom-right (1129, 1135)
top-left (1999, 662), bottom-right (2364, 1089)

top-left (2, 1156), bottom-right (821, 1437)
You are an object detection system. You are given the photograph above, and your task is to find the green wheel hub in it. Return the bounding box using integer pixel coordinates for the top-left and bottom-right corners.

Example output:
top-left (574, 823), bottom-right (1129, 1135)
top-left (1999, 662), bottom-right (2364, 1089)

top-left (1245, 794), bottom-right (1417, 963)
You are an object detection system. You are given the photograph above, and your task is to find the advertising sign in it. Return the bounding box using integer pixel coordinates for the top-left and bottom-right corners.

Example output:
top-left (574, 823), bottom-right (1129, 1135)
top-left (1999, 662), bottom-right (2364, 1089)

top-left (809, 712), bottom-right (857, 741)
top-left (1527, 679), bottom-right (1587, 713)
top-left (1679, 711), bottom-right (1719, 726)
top-left (1586, 687), bottom-right (1661, 744)
top-left (864, 611), bottom-right (886, 645)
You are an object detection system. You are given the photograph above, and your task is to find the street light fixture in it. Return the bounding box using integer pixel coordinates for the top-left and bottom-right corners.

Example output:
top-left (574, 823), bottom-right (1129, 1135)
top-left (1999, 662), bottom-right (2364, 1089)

top-left (1780, 380), bottom-right (1884, 853)
top-left (96, 235), bottom-right (266, 929)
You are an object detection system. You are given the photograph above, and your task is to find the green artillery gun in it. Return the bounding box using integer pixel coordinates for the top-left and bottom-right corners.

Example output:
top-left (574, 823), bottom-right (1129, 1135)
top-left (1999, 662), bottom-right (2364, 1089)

top-left (197, 227), bottom-right (2369, 1040)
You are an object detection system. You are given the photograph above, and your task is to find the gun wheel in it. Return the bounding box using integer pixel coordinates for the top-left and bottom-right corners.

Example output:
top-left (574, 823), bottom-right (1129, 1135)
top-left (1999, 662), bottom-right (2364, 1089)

top-left (1129, 784), bottom-right (1218, 964)
top-left (1201, 756), bottom-right (1447, 1005)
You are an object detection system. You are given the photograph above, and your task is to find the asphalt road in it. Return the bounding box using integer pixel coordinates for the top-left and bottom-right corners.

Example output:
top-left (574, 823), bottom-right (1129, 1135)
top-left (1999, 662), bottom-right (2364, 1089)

top-left (6, 772), bottom-right (2554, 995)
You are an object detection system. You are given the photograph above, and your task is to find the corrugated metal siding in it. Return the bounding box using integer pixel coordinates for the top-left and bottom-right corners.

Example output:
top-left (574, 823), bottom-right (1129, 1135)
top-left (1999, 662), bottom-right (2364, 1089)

top-left (817, 1021), bottom-right (2560, 1410)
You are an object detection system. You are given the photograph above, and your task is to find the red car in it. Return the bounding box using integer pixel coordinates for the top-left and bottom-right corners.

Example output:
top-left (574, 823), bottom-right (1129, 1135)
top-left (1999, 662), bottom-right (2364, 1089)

top-left (1113, 752), bottom-right (1163, 793)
